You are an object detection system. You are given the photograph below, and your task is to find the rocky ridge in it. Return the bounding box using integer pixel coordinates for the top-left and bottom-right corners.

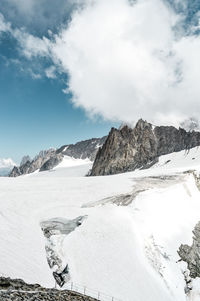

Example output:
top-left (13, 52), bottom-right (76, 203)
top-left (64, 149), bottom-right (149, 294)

top-left (90, 119), bottom-right (200, 176)
top-left (178, 221), bottom-right (200, 278)
top-left (9, 137), bottom-right (106, 177)
top-left (0, 277), bottom-right (97, 301)
top-left (57, 137), bottom-right (106, 161)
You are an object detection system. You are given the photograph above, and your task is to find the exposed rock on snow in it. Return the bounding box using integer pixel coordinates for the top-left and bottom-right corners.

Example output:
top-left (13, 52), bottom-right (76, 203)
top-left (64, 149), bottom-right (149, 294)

top-left (193, 171), bottom-right (200, 191)
top-left (178, 221), bottom-right (200, 278)
top-left (57, 137), bottom-right (106, 161)
top-left (0, 277), bottom-right (42, 291)
top-left (0, 277), bottom-right (98, 301)
top-left (90, 119), bottom-right (200, 176)
top-left (20, 156), bottom-right (32, 166)
top-left (40, 154), bottom-right (64, 172)
top-left (182, 270), bottom-right (193, 294)
top-left (83, 174), bottom-right (186, 207)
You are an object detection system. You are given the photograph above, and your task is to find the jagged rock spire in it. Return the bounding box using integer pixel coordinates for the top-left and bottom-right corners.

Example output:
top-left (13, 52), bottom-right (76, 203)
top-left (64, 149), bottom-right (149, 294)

top-left (90, 119), bottom-right (200, 176)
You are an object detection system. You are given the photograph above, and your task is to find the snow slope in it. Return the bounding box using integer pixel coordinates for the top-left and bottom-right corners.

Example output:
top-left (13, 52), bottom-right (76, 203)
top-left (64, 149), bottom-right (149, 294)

top-left (0, 147), bottom-right (200, 301)
top-left (31, 155), bottom-right (93, 177)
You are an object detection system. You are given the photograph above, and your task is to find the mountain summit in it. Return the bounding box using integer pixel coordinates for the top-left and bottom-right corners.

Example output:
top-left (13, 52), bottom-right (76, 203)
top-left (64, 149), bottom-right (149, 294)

top-left (90, 119), bottom-right (200, 176)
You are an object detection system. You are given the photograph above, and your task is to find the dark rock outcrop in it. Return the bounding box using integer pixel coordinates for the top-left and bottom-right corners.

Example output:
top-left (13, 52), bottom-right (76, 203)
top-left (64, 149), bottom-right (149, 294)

top-left (53, 265), bottom-right (69, 287)
top-left (9, 149), bottom-right (56, 177)
top-left (20, 155), bottom-right (32, 166)
top-left (90, 119), bottom-right (200, 176)
top-left (56, 137), bottom-right (106, 161)
top-left (178, 222), bottom-right (200, 278)
top-left (0, 277), bottom-right (98, 301)
top-left (39, 154), bottom-right (64, 172)
top-left (8, 166), bottom-right (22, 177)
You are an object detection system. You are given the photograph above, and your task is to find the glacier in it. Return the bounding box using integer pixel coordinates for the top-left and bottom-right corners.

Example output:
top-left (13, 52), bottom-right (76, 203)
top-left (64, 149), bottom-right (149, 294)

top-left (0, 148), bottom-right (200, 300)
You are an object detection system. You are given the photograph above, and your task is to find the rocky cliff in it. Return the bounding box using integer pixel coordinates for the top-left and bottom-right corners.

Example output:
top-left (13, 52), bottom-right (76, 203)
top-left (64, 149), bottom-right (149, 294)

top-left (57, 137), bottom-right (106, 161)
top-left (9, 137), bottom-right (106, 177)
top-left (9, 148), bottom-right (56, 177)
top-left (90, 119), bottom-right (200, 176)
top-left (178, 221), bottom-right (200, 278)
top-left (0, 277), bottom-right (98, 301)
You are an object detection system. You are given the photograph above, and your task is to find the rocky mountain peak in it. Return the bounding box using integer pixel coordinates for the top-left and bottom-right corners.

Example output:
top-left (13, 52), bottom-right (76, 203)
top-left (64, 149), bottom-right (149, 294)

top-left (135, 118), bottom-right (152, 131)
top-left (90, 121), bottom-right (158, 176)
top-left (90, 119), bottom-right (200, 176)
top-left (9, 136), bottom-right (107, 177)
top-left (20, 155), bottom-right (32, 166)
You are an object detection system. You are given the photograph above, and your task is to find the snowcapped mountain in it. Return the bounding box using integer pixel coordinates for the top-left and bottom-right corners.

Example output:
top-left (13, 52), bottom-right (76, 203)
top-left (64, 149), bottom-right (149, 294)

top-left (0, 158), bottom-right (16, 176)
top-left (1, 146), bottom-right (200, 300)
top-left (9, 119), bottom-right (200, 178)
top-left (9, 137), bottom-right (106, 177)
top-left (90, 119), bottom-right (200, 176)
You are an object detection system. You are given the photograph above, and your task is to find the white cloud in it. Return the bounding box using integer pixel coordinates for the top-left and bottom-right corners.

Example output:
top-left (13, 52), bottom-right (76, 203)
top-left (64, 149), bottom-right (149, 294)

top-left (45, 65), bottom-right (56, 79)
top-left (12, 29), bottom-right (51, 58)
top-left (0, 13), bottom-right (11, 33)
top-left (0, 0), bottom-right (86, 35)
top-left (0, 158), bottom-right (16, 169)
top-left (50, 0), bottom-right (191, 126)
top-left (28, 69), bottom-right (42, 79)
top-left (3, 0), bottom-right (200, 126)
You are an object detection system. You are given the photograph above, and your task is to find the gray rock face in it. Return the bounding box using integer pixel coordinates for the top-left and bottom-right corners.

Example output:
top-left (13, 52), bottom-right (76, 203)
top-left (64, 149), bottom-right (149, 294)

top-left (90, 119), bottom-right (200, 176)
top-left (0, 277), bottom-right (98, 301)
top-left (20, 155), bottom-right (32, 166)
top-left (9, 166), bottom-right (22, 177)
top-left (178, 222), bottom-right (200, 278)
top-left (56, 137), bottom-right (106, 161)
top-left (9, 148), bottom-right (56, 177)
top-left (9, 137), bottom-right (106, 177)
top-left (39, 154), bottom-right (64, 172)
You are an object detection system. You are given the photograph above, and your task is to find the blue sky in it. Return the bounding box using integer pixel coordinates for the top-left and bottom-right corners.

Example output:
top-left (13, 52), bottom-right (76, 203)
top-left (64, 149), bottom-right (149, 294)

top-left (0, 63), bottom-right (116, 162)
top-left (0, 1), bottom-right (118, 163)
top-left (0, 0), bottom-right (200, 163)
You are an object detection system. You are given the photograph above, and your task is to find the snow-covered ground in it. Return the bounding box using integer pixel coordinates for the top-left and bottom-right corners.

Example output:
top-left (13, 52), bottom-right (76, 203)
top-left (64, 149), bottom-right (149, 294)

top-left (1, 148), bottom-right (200, 301)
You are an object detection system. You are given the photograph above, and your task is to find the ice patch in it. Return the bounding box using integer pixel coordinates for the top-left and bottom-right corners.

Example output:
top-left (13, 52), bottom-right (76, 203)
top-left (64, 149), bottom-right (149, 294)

top-left (40, 216), bottom-right (87, 286)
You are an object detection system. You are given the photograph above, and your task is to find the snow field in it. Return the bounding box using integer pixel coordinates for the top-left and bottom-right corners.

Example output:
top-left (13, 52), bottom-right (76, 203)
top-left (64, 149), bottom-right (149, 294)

top-left (0, 147), bottom-right (200, 300)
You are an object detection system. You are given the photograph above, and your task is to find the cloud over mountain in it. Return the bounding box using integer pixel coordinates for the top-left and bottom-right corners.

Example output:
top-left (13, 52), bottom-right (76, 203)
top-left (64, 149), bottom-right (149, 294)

top-left (49, 0), bottom-right (200, 126)
top-left (2, 0), bottom-right (200, 126)
top-left (0, 158), bottom-right (16, 169)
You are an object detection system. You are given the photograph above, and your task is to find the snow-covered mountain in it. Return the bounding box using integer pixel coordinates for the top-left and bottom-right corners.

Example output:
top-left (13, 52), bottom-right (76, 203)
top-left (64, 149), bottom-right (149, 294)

top-left (91, 119), bottom-right (200, 176)
top-left (9, 137), bottom-right (106, 177)
top-left (1, 146), bottom-right (200, 300)
top-left (9, 119), bottom-right (200, 178)
top-left (0, 158), bottom-right (16, 176)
